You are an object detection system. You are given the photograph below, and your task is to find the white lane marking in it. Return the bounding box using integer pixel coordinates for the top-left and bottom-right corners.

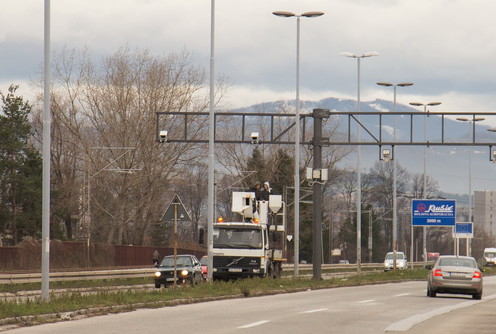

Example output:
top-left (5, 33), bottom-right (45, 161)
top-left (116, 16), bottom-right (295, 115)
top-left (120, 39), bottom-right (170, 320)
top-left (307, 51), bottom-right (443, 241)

top-left (300, 308), bottom-right (328, 314)
top-left (394, 293), bottom-right (410, 297)
top-left (238, 320), bottom-right (270, 329)
top-left (356, 299), bottom-right (375, 304)
top-left (385, 293), bottom-right (496, 332)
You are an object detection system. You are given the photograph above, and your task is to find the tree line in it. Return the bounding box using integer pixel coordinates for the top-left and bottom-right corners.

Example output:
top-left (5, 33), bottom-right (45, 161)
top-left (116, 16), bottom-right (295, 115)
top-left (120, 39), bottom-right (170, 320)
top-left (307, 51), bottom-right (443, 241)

top-left (1, 46), bottom-right (492, 263)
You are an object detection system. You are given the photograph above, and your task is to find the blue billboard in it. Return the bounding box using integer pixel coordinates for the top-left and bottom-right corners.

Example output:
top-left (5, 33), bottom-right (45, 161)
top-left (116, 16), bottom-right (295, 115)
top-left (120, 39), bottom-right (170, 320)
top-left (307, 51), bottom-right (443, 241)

top-left (411, 199), bottom-right (456, 226)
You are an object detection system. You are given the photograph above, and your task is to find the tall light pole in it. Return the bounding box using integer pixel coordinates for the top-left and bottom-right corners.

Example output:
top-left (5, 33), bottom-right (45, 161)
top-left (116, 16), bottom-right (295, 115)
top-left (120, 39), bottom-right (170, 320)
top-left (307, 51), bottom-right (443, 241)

top-left (273, 10), bottom-right (324, 276)
top-left (41, 0), bottom-right (51, 302)
top-left (456, 116), bottom-right (485, 256)
top-left (409, 101), bottom-right (441, 266)
top-left (341, 52), bottom-right (378, 272)
top-left (207, 0), bottom-right (216, 281)
top-left (377, 82), bottom-right (413, 265)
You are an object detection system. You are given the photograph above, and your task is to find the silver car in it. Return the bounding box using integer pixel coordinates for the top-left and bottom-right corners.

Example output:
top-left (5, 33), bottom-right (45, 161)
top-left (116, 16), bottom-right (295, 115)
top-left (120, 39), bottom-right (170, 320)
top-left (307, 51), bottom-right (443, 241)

top-left (426, 255), bottom-right (483, 299)
top-left (384, 251), bottom-right (407, 271)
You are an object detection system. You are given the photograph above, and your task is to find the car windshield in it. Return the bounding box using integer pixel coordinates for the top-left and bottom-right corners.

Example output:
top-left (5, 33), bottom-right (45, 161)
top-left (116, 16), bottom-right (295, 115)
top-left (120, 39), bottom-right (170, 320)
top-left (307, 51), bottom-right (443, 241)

top-left (200, 256), bottom-right (208, 265)
top-left (438, 258), bottom-right (476, 268)
top-left (160, 256), bottom-right (192, 267)
top-left (386, 253), bottom-right (404, 260)
top-left (214, 228), bottom-right (262, 249)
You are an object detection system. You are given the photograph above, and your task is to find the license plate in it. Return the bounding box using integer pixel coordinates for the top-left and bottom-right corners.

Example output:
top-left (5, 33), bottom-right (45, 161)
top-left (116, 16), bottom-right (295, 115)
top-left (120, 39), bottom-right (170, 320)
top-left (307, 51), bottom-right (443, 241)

top-left (450, 272), bottom-right (466, 277)
top-left (228, 268), bottom-right (242, 272)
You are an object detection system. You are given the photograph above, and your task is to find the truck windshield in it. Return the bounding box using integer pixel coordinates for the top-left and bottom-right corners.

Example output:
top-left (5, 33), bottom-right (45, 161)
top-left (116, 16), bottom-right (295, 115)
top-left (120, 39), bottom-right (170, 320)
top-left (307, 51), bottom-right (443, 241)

top-left (484, 252), bottom-right (496, 258)
top-left (214, 228), bottom-right (262, 249)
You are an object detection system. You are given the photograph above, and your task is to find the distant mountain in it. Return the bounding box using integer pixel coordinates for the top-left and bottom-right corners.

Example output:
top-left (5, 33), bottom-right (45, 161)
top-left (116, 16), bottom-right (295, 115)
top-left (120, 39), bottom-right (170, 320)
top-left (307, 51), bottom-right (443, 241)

top-left (231, 97), bottom-right (496, 201)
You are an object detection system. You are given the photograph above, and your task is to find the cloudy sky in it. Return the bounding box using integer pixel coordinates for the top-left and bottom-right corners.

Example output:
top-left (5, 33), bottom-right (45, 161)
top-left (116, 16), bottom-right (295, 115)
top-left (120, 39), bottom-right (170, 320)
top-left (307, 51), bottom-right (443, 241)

top-left (2, 0), bottom-right (496, 114)
top-left (2, 0), bottom-right (496, 195)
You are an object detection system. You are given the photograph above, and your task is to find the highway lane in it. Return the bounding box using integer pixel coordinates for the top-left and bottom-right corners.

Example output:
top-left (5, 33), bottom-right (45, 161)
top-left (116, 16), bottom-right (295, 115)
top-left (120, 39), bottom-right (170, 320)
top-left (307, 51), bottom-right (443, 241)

top-left (4, 276), bottom-right (496, 333)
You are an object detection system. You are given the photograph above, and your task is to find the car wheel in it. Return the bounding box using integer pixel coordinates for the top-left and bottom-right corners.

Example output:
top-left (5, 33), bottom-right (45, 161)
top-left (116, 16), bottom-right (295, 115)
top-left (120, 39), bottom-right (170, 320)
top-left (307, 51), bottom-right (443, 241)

top-left (427, 286), bottom-right (436, 297)
top-left (473, 293), bottom-right (482, 300)
top-left (155, 283), bottom-right (161, 289)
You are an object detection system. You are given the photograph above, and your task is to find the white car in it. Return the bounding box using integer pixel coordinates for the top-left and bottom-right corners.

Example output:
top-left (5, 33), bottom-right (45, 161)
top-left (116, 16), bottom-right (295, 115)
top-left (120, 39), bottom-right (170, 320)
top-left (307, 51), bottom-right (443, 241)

top-left (384, 251), bottom-right (407, 271)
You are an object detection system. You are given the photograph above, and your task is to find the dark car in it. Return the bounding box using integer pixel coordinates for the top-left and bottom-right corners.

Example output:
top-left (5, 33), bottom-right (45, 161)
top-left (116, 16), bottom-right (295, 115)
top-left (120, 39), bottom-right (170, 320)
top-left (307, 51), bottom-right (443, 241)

top-left (154, 254), bottom-right (203, 288)
top-left (426, 255), bottom-right (483, 299)
top-left (200, 255), bottom-right (208, 280)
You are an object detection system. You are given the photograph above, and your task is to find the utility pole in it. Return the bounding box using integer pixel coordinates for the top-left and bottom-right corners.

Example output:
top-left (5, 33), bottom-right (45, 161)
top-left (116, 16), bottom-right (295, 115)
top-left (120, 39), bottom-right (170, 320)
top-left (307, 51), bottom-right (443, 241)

top-left (312, 109), bottom-right (330, 280)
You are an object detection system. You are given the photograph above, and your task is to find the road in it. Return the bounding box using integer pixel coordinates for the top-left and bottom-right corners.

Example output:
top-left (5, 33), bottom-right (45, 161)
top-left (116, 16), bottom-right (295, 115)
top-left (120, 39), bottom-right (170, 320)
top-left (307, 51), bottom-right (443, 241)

top-left (4, 276), bottom-right (496, 333)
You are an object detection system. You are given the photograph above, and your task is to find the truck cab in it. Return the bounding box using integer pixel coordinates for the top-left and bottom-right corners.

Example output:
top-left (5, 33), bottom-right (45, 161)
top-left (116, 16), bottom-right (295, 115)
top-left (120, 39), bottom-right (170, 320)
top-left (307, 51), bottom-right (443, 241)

top-left (483, 248), bottom-right (496, 266)
top-left (212, 191), bottom-right (286, 280)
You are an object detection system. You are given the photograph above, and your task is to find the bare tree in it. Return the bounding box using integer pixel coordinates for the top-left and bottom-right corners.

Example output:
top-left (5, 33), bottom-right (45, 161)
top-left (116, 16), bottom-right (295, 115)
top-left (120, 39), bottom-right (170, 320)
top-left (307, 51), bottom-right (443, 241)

top-left (411, 173), bottom-right (439, 199)
top-left (32, 47), bottom-right (221, 245)
top-left (366, 161), bottom-right (411, 249)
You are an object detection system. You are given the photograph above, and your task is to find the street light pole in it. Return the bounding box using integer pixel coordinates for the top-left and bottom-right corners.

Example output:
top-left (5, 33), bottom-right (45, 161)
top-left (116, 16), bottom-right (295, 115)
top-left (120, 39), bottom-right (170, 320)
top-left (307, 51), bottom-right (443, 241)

top-left (456, 116), bottom-right (485, 256)
top-left (273, 10), bottom-right (324, 276)
top-left (41, 0), bottom-right (51, 302)
top-left (377, 82), bottom-right (414, 267)
top-left (341, 52), bottom-right (378, 273)
top-left (207, 0), bottom-right (216, 281)
top-left (409, 101), bottom-right (441, 266)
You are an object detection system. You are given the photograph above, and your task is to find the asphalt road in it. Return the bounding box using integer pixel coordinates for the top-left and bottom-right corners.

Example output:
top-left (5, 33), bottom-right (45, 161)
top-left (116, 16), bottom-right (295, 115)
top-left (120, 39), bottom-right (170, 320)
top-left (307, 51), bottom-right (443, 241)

top-left (4, 276), bottom-right (496, 333)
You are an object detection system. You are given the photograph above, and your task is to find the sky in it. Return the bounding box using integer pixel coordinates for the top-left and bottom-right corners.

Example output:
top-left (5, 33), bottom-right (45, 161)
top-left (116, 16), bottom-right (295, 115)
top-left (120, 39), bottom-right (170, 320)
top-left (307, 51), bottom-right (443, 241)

top-left (2, 0), bottom-right (496, 195)
top-left (2, 0), bottom-right (496, 114)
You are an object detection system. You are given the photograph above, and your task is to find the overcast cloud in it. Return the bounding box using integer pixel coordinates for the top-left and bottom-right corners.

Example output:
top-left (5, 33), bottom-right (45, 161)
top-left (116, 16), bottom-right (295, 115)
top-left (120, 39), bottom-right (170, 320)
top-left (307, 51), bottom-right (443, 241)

top-left (2, 0), bottom-right (496, 194)
top-left (2, 0), bottom-right (496, 115)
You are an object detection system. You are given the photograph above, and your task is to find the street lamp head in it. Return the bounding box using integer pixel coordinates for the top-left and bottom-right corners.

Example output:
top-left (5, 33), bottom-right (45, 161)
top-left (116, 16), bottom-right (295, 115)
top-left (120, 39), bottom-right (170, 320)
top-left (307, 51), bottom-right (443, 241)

top-left (340, 51), bottom-right (378, 58)
top-left (488, 129), bottom-right (496, 132)
top-left (340, 51), bottom-right (356, 58)
top-left (301, 11), bottom-right (324, 17)
top-left (272, 11), bottom-right (295, 17)
top-left (410, 102), bottom-right (442, 108)
top-left (363, 51), bottom-right (379, 57)
top-left (398, 82), bottom-right (414, 87)
top-left (456, 117), bottom-right (485, 122)
top-left (273, 11), bottom-right (324, 18)
top-left (377, 82), bottom-right (393, 87)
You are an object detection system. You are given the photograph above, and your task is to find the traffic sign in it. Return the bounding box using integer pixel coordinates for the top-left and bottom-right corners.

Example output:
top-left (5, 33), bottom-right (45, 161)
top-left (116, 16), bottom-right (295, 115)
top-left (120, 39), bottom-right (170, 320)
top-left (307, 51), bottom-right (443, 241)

top-left (411, 199), bottom-right (456, 226)
top-left (161, 195), bottom-right (192, 222)
top-left (454, 222), bottom-right (473, 238)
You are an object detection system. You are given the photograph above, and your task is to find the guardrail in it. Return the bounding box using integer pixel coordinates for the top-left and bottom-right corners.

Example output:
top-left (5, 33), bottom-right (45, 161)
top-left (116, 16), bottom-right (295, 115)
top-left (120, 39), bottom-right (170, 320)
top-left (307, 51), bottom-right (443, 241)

top-left (0, 262), bottom-right (424, 284)
top-left (0, 268), bottom-right (157, 284)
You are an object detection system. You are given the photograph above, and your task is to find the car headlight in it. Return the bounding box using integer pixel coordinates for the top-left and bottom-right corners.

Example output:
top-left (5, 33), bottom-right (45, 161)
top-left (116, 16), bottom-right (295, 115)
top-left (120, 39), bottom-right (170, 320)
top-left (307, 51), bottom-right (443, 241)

top-left (154, 271), bottom-right (161, 277)
top-left (181, 270), bottom-right (189, 276)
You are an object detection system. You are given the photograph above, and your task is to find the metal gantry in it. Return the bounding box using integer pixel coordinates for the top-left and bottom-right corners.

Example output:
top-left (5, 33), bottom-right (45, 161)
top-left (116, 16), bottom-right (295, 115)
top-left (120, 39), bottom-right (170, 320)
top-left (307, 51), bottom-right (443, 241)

top-left (156, 109), bottom-right (496, 280)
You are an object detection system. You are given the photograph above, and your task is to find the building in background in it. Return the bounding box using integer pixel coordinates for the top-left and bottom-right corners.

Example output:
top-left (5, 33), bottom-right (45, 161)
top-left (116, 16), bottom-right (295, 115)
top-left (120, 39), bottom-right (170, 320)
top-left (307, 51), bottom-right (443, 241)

top-left (474, 191), bottom-right (496, 236)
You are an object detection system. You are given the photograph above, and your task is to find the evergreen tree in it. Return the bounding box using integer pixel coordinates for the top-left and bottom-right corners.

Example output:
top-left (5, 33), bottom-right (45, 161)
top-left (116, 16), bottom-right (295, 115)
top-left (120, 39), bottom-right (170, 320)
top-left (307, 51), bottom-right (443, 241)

top-left (244, 147), bottom-right (266, 188)
top-left (0, 85), bottom-right (42, 244)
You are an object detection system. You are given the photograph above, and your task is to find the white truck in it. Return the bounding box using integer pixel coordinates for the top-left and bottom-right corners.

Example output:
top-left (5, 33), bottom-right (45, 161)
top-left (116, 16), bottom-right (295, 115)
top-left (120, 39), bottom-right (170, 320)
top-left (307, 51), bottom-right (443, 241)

top-left (482, 247), bottom-right (496, 266)
top-left (212, 191), bottom-right (286, 280)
